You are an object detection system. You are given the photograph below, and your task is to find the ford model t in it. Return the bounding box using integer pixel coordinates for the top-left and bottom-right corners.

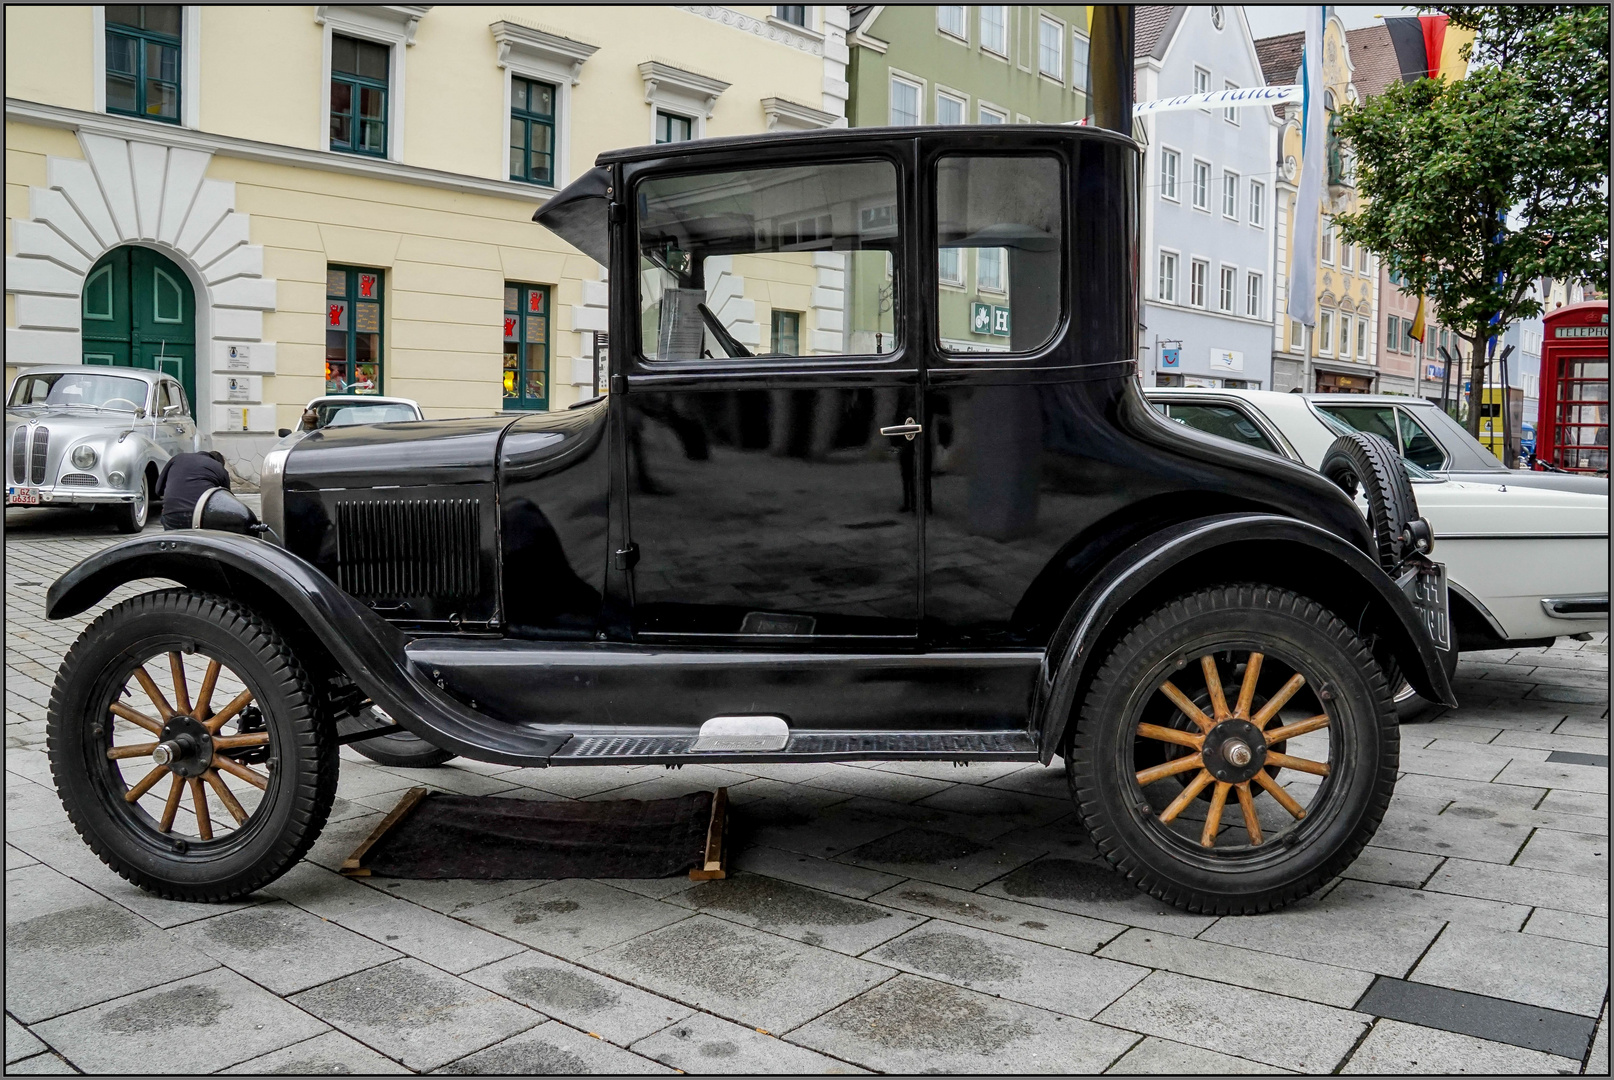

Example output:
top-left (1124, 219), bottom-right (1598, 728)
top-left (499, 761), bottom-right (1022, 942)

top-left (42, 19), bottom-right (1454, 914)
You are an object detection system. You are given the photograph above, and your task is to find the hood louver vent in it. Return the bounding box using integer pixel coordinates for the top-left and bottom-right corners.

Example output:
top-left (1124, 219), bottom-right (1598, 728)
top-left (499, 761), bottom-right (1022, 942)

top-left (336, 498), bottom-right (481, 601)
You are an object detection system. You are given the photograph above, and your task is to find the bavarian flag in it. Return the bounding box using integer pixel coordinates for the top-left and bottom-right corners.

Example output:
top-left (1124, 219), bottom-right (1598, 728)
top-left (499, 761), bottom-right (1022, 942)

top-left (1408, 295), bottom-right (1428, 343)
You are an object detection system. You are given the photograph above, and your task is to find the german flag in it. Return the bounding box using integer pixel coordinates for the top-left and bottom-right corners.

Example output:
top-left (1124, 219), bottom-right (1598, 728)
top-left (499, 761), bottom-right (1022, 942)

top-left (1384, 14), bottom-right (1475, 82)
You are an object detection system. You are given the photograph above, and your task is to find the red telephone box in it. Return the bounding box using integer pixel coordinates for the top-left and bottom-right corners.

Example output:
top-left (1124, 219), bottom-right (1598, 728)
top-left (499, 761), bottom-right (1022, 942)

top-left (1537, 301), bottom-right (1609, 474)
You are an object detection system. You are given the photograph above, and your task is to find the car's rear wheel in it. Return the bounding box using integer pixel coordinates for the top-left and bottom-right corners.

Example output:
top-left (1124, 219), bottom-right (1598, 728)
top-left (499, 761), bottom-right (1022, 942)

top-left (1393, 644), bottom-right (1459, 723)
top-left (46, 589), bottom-right (337, 901)
top-left (1067, 584), bottom-right (1398, 915)
top-left (347, 706), bottom-right (457, 768)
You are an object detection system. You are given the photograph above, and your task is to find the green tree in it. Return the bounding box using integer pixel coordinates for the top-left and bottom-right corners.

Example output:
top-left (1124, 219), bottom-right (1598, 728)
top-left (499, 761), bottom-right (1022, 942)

top-left (1336, 5), bottom-right (1608, 434)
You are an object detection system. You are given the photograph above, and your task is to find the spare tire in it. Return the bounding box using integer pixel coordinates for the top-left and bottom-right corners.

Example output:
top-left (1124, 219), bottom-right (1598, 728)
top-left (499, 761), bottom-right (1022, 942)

top-left (1320, 431), bottom-right (1420, 572)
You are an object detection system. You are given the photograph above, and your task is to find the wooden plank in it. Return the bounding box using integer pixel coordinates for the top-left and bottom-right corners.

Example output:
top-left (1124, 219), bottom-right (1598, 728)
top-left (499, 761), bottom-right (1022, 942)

top-left (341, 786), bottom-right (429, 876)
top-left (689, 787), bottom-right (729, 880)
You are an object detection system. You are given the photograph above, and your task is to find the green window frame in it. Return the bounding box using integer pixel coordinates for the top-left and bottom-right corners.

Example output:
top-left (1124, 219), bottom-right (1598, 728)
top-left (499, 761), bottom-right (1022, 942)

top-left (656, 111), bottom-right (693, 144)
top-left (105, 5), bottom-right (182, 124)
top-left (770, 310), bottom-right (801, 356)
top-left (504, 283), bottom-right (551, 411)
top-left (325, 265), bottom-right (385, 395)
top-left (510, 76), bottom-right (557, 185)
top-left (330, 34), bottom-right (389, 157)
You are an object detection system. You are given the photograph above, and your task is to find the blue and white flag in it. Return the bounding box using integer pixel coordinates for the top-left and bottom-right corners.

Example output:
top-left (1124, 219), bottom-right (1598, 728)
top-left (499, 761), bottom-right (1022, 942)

top-left (1287, 6), bottom-right (1328, 326)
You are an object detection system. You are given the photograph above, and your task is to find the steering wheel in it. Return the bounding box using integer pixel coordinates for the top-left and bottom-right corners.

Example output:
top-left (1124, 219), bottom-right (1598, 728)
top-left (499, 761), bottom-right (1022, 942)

top-left (101, 398), bottom-right (141, 411)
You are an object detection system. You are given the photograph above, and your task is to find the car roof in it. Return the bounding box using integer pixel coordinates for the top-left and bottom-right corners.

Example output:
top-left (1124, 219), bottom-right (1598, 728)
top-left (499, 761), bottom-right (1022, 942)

top-left (305, 395), bottom-right (420, 408)
top-left (593, 122), bottom-right (1131, 166)
top-left (1143, 387), bottom-right (1342, 467)
top-left (12, 365), bottom-right (165, 384)
top-left (1303, 393), bottom-right (1437, 407)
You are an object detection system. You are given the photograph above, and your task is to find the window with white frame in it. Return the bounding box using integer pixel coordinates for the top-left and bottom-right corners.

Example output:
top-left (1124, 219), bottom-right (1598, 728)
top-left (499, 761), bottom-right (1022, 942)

top-left (937, 5), bottom-right (967, 40)
top-left (1158, 251), bottom-right (1178, 303)
top-left (979, 5), bottom-right (1007, 55)
top-left (1222, 170), bottom-right (1238, 218)
top-left (1160, 149), bottom-right (1179, 201)
top-left (1194, 66), bottom-right (1210, 98)
top-left (775, 5), bottom-right (807, 26)
top-left (1291, 319), bottom-right (1304, 350)
top-left (1341, 240), bottom-right (1354, 272)
top-left (890, 74), bottom-right (921, 125)
top-left (1191, 159), bottom-right (1210, 210)
top-left (1356, 317), bottom-right (1369, 359)
top-left (935, 89), bottom-right (966, 125)
top-left (1038, 15), bottom-right (1063, 79)
top-left (1387, 315), bottom-right (1401, 352)
top-left (1219, 265), bottom-right (1236, 312)
top-left (1223, 80), bottom-right (1240, 124)
top-left (1318, 310), bottom-right (1334, 353)
top-left (1246, 272), bottom-right (1262, 317)
top-left (1249, 179), bottom-right (1264, 227)
top-left (977, 247), bottom-right (1005, 291)
top-left (1338, 313), bottom-right (1351, 358)
top-left (978, 103), bottom-right (1007, 124)
top-left (938, 246), bottom-right (963, 286)
top-left (1320, 218), bottom-right (1334, 264)
top-left (1071, 32), bottom-right (1090, 90)
top-left (1190, 259), bottom-right (1208, 307)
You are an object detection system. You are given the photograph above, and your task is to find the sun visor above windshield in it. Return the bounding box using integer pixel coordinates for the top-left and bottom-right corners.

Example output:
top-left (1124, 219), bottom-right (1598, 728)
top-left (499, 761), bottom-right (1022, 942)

top-left (531, 166), bottom-right (611, 266)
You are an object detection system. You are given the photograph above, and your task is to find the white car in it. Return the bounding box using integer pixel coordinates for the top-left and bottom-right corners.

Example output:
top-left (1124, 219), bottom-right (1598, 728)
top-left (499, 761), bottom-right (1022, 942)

top-left (1146, 388), bottom-right (1609, 709)
top-left (279, 395), bottom-right (423, 436)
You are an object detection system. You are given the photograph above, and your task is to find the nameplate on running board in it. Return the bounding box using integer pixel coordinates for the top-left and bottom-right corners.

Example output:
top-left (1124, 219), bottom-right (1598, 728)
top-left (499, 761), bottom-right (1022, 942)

top-left (690, 715), bottom-right (789, 752)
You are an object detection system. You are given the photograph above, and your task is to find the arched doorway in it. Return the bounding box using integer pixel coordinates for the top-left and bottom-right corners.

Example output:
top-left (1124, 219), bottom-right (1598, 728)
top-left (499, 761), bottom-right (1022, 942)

top-left (81, 246), bottom-right (197, 415)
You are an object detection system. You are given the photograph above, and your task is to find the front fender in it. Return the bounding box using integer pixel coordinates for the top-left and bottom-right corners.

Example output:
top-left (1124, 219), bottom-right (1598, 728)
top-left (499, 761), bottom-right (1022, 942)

top-left (46, 532), bottom-right (571, 765)
top-left (1033, 513), bottom-right (1458, 762)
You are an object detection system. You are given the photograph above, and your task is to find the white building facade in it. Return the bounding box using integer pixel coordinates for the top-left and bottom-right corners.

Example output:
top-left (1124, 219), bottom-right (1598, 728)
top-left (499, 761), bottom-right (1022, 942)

top-left (1136, 5), bottom-right (1281, 390)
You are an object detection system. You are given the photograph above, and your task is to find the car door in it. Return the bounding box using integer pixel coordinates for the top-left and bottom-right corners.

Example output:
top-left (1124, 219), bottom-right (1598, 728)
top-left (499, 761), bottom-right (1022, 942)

top-left (620, 153), bottom-right (921, 642)
top-left (155, 379), bottom-right (196, 455)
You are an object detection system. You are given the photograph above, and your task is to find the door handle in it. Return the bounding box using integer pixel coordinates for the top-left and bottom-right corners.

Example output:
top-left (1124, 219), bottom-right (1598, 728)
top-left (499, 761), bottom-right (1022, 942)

top-left (880, 418), bottom-right (923, 441)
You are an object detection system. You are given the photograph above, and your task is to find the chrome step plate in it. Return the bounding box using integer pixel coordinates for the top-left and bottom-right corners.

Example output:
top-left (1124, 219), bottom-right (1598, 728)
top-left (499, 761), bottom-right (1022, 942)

top-left (690, 715), bottom-right (790, 752)
top-left (549, 729), bottom-right (1038, 764)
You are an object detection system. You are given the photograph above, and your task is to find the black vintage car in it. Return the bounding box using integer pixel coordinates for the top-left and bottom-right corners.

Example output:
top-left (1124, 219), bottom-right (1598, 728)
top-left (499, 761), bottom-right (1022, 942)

top-left (42, 16), bottom-right (1454, 914)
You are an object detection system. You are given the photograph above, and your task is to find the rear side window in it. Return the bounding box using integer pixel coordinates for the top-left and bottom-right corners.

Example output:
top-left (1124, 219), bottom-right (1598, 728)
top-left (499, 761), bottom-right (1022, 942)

top-left (1166, 403), bottom-right (1278, 454)
top-left (935, 154), bottom-right (1064, 356)
top-left (1396, 409), bottom-right (1447, 470)
top-left (1319, 405), bottom-right (1398, 445)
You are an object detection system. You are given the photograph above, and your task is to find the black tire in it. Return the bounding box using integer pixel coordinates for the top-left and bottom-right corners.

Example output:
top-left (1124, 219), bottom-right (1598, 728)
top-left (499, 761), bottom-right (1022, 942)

top-left (1393, 643), bottom-right (1460, 723)
top-left (347, 706), bottom-right (457, 768)
top-left (111, 470), bottom-right (151, 534)
top-left (1067, 584), bottom-right (1398, 915)
top-left (1320, 432), bottom-right (1419, 571)
top-left (46, 589), bottom-right (338, 901)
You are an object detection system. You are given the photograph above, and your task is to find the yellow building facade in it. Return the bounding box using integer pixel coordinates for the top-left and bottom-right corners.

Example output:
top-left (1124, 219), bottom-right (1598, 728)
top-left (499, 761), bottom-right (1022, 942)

top-left (6, 4), bottom-right (847, 479)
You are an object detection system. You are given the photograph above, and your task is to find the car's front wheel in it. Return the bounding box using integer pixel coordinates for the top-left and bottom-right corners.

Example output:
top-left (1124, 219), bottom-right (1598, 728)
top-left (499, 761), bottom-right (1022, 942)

top-left (1067, 584), bottom-right (1398, 915)
top-left (109, 471), bottom-right (151, 534)
top-left (46, 589), bottom-right (338, 901)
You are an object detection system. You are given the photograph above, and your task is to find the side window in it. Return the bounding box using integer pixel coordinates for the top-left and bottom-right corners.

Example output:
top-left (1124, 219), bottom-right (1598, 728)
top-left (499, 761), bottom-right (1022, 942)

top-left (636, 160), bottom-right (899, 362)
top-left (1319, 405), bottom-right (1398, 446)
top-left (936, 155), bottom-right (1064, 356)
top-left (159, 381), bottom-right (180, 412)
top-left (503, 283), bottom-right (550, 410)
top-left (1397, 409), bottom-right (1448, 470)
top-left (1167, 403), bottom-right (1279, 454)
top-left (326, 265), bottom-right (385, 393)
top-left (510, 77), bottom-right (556, 185)
top-left (106, 5), bottom-right (182, 124)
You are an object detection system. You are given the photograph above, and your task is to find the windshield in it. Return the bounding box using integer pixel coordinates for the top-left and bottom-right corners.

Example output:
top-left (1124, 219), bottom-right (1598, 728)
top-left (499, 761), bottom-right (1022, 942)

top-left (315, 401), bottom-right (418, 427)
top-left (8, 372), bottom-right (147, 411)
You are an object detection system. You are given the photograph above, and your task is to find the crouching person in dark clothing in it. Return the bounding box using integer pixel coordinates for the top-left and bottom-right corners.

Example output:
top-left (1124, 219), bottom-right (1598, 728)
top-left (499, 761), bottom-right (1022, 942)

top-left (155, 450), bottom-right (231, 530)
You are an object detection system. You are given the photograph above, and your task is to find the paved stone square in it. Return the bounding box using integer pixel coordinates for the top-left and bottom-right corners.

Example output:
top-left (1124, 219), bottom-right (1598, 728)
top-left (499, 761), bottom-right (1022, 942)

top-left (5, 509), bottom-right (1609, 1074)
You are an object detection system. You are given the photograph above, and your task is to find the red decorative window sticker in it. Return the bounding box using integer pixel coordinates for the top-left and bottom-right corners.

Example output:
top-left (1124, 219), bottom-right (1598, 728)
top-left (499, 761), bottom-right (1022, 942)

top-left (504, 317), bottom-right (517, 340)
top-left (358, 273), bottom-right (378, 299)
top-left (528, 291), bottom-right (544, 313)
top-left (328, 300), bottom-right (348, 330)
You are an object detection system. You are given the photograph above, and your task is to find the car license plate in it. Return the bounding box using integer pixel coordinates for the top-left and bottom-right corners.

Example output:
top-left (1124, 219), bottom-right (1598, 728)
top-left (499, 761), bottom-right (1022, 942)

top-left (7, 487), bottom-right (39, 506)
top-left (1397, 557), bottom-right (1450, 652)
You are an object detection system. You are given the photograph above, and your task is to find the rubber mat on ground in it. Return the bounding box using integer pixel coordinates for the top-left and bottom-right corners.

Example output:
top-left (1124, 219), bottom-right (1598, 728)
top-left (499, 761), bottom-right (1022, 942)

top-left (357, 789), bottom-right (715, 879)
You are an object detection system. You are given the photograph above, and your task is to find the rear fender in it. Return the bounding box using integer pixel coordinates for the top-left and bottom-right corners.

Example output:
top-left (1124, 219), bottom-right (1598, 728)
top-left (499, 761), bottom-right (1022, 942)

top-left (1033, 513), bottom-right (1458, 762)
top-left (45, 532), bottom-right (571, 765)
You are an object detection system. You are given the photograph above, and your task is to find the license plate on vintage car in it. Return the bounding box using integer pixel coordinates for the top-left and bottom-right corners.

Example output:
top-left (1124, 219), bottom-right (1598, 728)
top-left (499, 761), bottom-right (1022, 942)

top-left (7, 487), bottom-right (40, 506)
top-left (1397, 557), bottom-right (1450, 652)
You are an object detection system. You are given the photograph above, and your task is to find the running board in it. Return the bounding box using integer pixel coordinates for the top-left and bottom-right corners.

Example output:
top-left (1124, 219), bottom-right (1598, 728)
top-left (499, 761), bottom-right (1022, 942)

top-left (548, 729), bottom-right (1039, 765)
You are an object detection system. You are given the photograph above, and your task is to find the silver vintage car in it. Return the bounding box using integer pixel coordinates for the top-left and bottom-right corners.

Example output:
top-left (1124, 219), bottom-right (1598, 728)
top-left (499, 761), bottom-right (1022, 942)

top-left (5, 366), bottom-right (198, 532)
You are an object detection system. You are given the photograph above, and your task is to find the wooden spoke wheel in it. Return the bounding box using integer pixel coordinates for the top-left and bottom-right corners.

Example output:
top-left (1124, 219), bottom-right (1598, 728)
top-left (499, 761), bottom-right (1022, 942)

top-left (47, 590), bottom-right (337, 902)
top-left (1066, 585), bottom-right (1398, 915)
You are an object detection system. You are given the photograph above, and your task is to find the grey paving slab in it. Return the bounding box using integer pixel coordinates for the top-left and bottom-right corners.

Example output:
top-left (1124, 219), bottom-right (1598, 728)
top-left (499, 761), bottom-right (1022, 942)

top-left (33, 967), bottom-right (329, 1074)
top-left (1343, 846), bottom-right (1444, 889)
top-left (1512, 826), bottom-right (1608, 879)
top-left (1424, 857), bottom-right (1608, 916)
top-left (1588, 1005), bottom-right (1609, 1077)
top-left (865, 921), bottom-right (1147, 1019)
top-left (1097, 926), bottom-right (1375, 1009)
top-left (5, 1015), bottom-right (46, 1065)
top-left (457, 878), bottom-right (692, 960)
top-left (465, 950), bottom-right (691, 1047)
top-left (1392, 771), bottom-right (1548, 810)
top-left (806, 764), bottom-right (956, 803)
top-left (5, 864), bottom-right (217, 1023)
top-left (1521, 907), bottom-right (1607, 947)
top-left (5, 1051), bottom-right (76, 1074)
top-left (373, 763), bottom-right (521, 797)
top-left (983, 762), bottom-right (1071, 799)
top-left (290, 958), bottom-right (541, 1072)
top-left (1325, 878), bottom-right (1531, 931)
top-left (980, 857), bottom-right (1219, 935)
top-left (303, 809), bottom-right (385, 872)
top-left (1355, 977), bottom-right (1597, 1060)
top-left (868, 880), bottom-right (1126, 953)
top-left (584, 914), bottom-right (893, 1033)
top-left (1200, 897), bottom-right (1443, 978)
top-left (1494, 728), bottom-right (1611, 754)
top-left (817, 792), bottom-right (1047, 845)
top-left (597, 874), bottom-right (703, 900)
top-left (870, 759), bottom-right (1035, 785)
top-left (1538, 788), bottom-right (1609, 818)
top-left (174, 900), bottom-right (401, 995)
top-left (499, 765), bottom-right (653, 798)
top-left (258, 860), bottom-right (394, 919)
top-left (4, 842), bottom-right (38, 869)
top-left (1410, 924), bottom-right (1608, 1017)
top-left (1495, 757), bottom-right (1610, 793)
top-left (634, 1011), bottom-right (867, 1074)
top-left (1370, 801), bottom-right (1532, 864)
top-left (223, 1030), bottom-right (412, 1074)
top-left (912, 783), bottom-right (1074, 833)
top-left (741, 800), bottom-right (910, 859)
top-left (3, 776), bottom-right (68, 833)
top-left (368, 874), bottom-right (549, 916)
top-left (585, 769), bottom-right (762, 805)
top-left (1342, 1018), bottom-right (1582, 1074)
top-left (1095, 970), bottom-right (1369, 1072)
top-left (1556, 717), bottom-right (1612, 741)
top-left (1105, 1035), bottom-right (1293, 1074)
top-left (668, 873), bottom-right (923, 955)
top-left (432, 1020), bottom-right (672, 1074)
top-left (1442, 797), bottom-right (1609, 837)
top-left (790, 973), bottom-right (1138, 1073)
top-left (732, 844), bottom-right (906, 899)
top-left (334, 763), bottom-right (418, 802)
top-left (836, 826), bottom-right (1045, 890)
top-left (334, 897), bottom-right (527, 974)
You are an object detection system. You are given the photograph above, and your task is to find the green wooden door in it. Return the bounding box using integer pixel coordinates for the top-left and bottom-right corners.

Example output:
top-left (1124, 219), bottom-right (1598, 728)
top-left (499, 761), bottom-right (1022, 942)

top-left (81, 246), bottom-right (197, 414)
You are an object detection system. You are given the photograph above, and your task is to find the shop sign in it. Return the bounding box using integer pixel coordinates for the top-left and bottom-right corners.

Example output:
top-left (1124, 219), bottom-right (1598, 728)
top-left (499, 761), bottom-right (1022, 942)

top-left (1554, 325), bottom-right (1608, 338)
top-left (1210, 348), bottom-right (1244, 373)
top-left (1425, 363), bottom-right (1445, 379)
top-left (226, 345), bottom-right (250, 370)
top-left (1160, 347), bottom-right (1181, 369)
top-left (971, 303), bottom-right (1012, 337)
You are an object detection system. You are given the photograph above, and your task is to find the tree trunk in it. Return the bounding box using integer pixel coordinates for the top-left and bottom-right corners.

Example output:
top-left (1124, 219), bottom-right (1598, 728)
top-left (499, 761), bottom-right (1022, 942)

top-left (1465, 331), bottom-right (1488, 436)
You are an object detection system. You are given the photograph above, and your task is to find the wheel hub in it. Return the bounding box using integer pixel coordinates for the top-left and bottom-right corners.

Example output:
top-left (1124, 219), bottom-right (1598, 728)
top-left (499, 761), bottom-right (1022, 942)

top-left (1201, 718), bottom-right (1268, 784)
top-left (154, 715), bottom-right (213, 778)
